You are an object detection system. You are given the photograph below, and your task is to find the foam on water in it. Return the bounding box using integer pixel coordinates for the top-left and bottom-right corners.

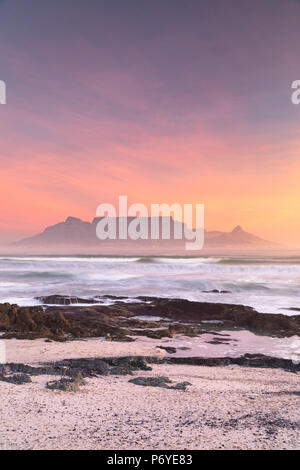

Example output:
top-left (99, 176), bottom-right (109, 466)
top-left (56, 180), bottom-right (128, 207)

top-left (0, 254), bottom-right (299, 313)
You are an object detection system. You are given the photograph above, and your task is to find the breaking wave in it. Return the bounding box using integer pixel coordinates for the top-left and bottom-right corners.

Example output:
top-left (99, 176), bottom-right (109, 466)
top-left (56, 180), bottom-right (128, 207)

top-left (0, 254), bottom-right (299, 314)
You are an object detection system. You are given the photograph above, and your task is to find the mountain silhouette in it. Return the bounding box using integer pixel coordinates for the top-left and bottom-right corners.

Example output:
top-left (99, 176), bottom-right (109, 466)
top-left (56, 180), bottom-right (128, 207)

top-left (14, 217), bottom-right (274, 249)
top-left (207, 225), bottom-right (272, 246)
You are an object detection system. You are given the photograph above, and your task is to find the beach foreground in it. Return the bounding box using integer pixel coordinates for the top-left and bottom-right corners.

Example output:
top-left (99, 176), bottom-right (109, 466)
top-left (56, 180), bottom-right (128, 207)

top-left (1, 338), bottom-right (299, 450)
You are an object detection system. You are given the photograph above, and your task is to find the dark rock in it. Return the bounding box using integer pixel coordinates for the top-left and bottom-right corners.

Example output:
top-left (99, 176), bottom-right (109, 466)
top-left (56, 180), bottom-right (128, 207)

top-left (105, 356), bottom-right (152, 372)
top-left (1, 295), bottom-right (300, 341)
top-left (128, 376), bottom-right (191, 391)
top-left (131, 328), bottom-right (172, 339)
top-left (100, 295), bottom-right (129, 300)
top-left (0, 356), bottom-right (156, 387)
top-left (0, 302), bottom-right (134, 341)
top-left (171, 381), bottom-right (192, 391)
top-left (0, 373), bottom-right (32, 384)
top-left (162, 353), bottom-right (300, 372)
top-left (128, 298), bottom-right (300, 337)
top-left (112, 335), bottom-right (135, 342)
top-left (206, 340), bottom-right (224, 345)
top-left (136, 296), bottom-right (160, 302)
top-left (110, 367), bottom-right (133, 375)
top-left (51, 356), bottom-right (152, 376)
top-left (46, 373), bottom-right (86, 392)
top-left (156, 345), bottom-right (177, 354)
top-left (129, 376), bottom-right (172, 388)
top-left (202, 289), bottom-right (231, 294)
top-left (0, 352), bottom-right (299, 393)
top-left (36, 295), bottom-right (97, 305)
top-left (52, 358), bottom-right (110, 376)
top-left (206, 337), bottom-right (233, 345)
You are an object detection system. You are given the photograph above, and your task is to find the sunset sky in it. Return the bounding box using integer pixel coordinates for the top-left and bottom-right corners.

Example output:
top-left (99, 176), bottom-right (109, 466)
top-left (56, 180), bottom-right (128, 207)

top-left (0, 0), bottom-right (300, 245)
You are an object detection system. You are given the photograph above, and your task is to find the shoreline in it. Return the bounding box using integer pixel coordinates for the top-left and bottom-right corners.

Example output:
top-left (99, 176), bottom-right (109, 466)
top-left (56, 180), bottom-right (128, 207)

top-left (1, 295), bottom-right (300, 366)
top-left (1, 295), bottom-right (300, 340)
top-left (0, 296), bottom-right (299, 450)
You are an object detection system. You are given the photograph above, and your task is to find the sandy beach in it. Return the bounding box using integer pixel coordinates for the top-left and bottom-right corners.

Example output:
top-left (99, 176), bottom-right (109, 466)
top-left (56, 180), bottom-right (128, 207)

top-left (0, 296), bottom-right (299, 450)
top-left (0, 337), bottom-right (299, 450)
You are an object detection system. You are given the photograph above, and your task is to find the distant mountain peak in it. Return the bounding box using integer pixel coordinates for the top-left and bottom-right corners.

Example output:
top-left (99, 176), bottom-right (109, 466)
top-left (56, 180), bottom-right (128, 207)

top-left (231, 225), bottom-right (243, 233)
top-left (65, 216), bottom-right (82, 224)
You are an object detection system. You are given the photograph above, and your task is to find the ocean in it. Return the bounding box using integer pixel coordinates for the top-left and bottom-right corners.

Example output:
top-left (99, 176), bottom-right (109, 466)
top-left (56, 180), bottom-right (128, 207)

top-left (0, 254), bottom-right (300, 315)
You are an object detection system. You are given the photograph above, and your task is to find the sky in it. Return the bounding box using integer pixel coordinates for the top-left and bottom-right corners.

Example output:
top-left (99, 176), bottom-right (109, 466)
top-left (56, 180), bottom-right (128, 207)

top-left (0, 0), bottom-right (300, 245)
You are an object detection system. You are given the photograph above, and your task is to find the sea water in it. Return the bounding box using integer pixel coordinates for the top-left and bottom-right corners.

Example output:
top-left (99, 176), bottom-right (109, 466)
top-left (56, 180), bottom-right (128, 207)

top-left (0, 254), bottom-right (299, 315)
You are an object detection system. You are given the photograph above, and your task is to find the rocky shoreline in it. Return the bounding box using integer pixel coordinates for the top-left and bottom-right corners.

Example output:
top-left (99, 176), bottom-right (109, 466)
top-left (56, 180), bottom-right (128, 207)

top-left (1, 353), bottom-right (299, 393)
top-left (0, 295), bottom-right (300, 342)
top-left (1, 299), bottom-right (299, 450)
top-left (1, 295), bottom-right (299, 392)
